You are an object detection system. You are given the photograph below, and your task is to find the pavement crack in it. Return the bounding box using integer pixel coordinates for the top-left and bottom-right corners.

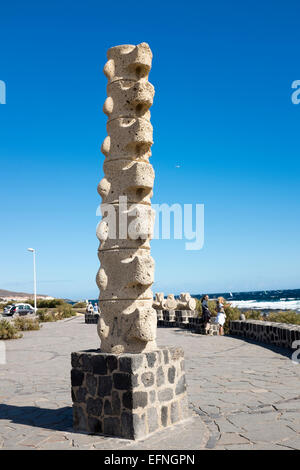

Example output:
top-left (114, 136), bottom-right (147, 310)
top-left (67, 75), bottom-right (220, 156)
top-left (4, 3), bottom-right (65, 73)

top-left (190, 403), bottom-right (221, 449)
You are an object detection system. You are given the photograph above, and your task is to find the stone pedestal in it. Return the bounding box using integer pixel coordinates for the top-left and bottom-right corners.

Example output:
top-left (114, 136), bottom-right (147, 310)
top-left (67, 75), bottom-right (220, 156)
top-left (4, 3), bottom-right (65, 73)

top-left (71, 347), bottom-right (189, 439)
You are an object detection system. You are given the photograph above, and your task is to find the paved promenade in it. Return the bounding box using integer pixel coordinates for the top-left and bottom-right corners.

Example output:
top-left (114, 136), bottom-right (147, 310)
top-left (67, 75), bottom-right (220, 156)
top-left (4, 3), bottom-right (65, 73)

top-left (0, 316), bottom-right (299, 450)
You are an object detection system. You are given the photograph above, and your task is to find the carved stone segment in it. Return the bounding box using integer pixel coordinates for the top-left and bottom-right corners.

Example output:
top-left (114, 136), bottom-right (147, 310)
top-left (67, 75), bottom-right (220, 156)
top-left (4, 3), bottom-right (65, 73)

top-left (104, 80), bottom-right (154, 121)
top-left (177, 293), bottom-right (197, 311)
top-left (96, 203), bottom-right (155, 251)
top-left (153, 292), bottom-right (165, 310)
top-left (97, 249), bottom-right (154, 300)
top-left (104, 43), bottom-right (152, 84)
top-left (102, 118), bottom-right (153, 161)
top-left (153, 292), bottom-right (196, 311)
top-left (165, 294), bottom-right (177, 311)
top-left (97, 299), bottom-right (156, 354)
top-left (97, 43), bottom-right (156, 353)
top-left (98, 160), bottom-right (154, 204)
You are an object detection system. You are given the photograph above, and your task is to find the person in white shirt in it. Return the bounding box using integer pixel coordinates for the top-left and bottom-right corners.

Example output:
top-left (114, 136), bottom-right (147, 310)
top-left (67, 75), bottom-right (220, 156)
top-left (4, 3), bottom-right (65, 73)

top-left (88, 302), bottom-right (94, 314)
top-left (216, 297), bottom-right (226, 336)
top-left (93, 303), bottom-right (99, 314)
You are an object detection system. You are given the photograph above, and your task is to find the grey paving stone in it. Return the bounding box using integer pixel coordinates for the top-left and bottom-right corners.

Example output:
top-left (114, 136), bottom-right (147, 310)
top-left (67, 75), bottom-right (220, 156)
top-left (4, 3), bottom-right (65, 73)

top-left (242, 425), bottom-right (297, 443)
top-left (217, 432), bottom-right (250, 446)
top-left (1, 316), bottom-right (300, 450)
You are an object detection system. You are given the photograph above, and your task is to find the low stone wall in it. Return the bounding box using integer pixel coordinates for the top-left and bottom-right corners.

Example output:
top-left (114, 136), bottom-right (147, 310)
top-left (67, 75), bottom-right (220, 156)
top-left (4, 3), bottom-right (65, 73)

top-left (71, 347), bottom-right (189, 440)
top-left (229, 320), bottom-right (300, 349)
top-left (189, 317), bottom-right (219, 335)
top-left (85, 313), bottom-right (99, 324)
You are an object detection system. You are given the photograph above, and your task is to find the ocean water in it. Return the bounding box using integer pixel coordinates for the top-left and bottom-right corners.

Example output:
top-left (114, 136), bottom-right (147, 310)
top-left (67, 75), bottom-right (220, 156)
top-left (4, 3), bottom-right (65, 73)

top-left (88, 288), bottom-right (300, 312)
top-left (193, 289), bottom-right (300, 312)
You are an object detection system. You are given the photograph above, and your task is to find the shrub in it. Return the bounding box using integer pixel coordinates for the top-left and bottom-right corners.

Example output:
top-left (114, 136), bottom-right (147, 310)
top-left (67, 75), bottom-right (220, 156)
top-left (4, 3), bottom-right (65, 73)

top-left (195, 299), bottom-right (218, 318)
top-left (56, 303), bottom-right (76, 319)
top-left (37, 303), bottom-right (76, 322)
top-left (72, 302), bottom-right (86, 309)
top-left (0, 320), bottom-right (22, 340)
top-left (25, 298), bottom-right (65, 308)
top-left (244, 310), bottom-right (262, 320)
top-left (37, 309), bottom-right (56, 322)
top-left (223, 303), bottom-right (244, 334)
top-left (14, 317), bottom-right (41, 331)
top-left (266, 310), bottom-right (300, 325)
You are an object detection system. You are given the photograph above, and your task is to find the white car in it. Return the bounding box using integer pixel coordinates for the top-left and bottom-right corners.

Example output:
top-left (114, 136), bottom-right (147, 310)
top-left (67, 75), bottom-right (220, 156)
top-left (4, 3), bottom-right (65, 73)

top-left (3, 304), bottom-right (14, 315)
top-left (9, 303), bottom-right (35, 316)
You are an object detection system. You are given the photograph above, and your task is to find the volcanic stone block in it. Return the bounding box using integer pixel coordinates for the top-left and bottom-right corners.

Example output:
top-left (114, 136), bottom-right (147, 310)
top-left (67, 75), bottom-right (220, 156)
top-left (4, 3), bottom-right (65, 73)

top-left (85, 313), bottom-right (99, 324)
top-left (71, 347), bottom-right (189, 439)
top-left (229, 320), bottom-right (300, 349)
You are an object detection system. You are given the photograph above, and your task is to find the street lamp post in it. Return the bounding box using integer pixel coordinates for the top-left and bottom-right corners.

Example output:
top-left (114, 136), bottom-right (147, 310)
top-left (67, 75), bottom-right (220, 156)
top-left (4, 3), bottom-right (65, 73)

top-left (27, 248), bottom-right (37, 312)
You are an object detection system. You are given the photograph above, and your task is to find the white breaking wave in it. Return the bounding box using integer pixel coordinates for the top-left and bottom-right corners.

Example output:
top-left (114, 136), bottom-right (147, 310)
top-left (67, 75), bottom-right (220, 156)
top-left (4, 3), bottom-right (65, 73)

top-left (229, 299), bottom-right (300, 311)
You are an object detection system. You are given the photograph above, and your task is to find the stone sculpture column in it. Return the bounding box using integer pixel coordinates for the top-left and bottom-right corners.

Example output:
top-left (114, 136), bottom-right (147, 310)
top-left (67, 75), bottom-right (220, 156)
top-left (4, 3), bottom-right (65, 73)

top-left (96, 42), bottom-right (156, 355)
top-left (71, 44), bottom-right (189, 440)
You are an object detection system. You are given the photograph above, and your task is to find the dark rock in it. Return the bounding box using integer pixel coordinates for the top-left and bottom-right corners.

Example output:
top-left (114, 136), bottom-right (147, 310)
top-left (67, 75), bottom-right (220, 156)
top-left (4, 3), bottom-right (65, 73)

top-left (141, 372), bottom-right (154, 387)
top-left (104, 392), bottom-right (120, 416)
top-left (133, 391), bottom-right (148, 408)
top-left (156, 366), bottom-right (165, 387)
top-left (71, 353), bottom-right (81, 369)
top-left (132, 374), bottom-right (139, 388)
top-left (104, 417), bottom-right (120, 436)
top-left (175, 375), bottom-right (186, 395)
top-left (113, 373), bottom-right (131, 390)
top-left (81, 354), bottom-right (93, 372)
top-left (149, 390), bottom-right (156, 403)
top-left (73, 405), bottom-right (87, 430)
top-left (161, 406), bottom-right (168, 426)
top-left (119, 355), bottom-right (144, 373)
top-left (122, 391), bottom-right (148, 409)
top-left (71, 369), bottom-right (84, 387)
top-left (106, 355), bottom-right (118, 372)
top-left (168, 366), bottom-right (176, 384)
top-left (156, 350), bottom-right (162, 364)
top-left (121, 412), bottom-right (133, 439)
top-left (171, 401), bottom-right (179, 423)
top-left (104, 399), bottom-right (112, 415)
top-left (147, 407), bottom-right (158, 433)
top-left (92, 355), bottom-right (107, 375)
top-left (86, 374), bottom-right (97, 396)
top-left (146, 352), bottom-right (157, 367)
top-left (88, 417), bottom-right (102, 434)
top-left (97, 376), bottom-right (112, 397)
top-left (163, 349), bottom-right (169, 364)
top-left (76, 387), bottom-right (87, 402)
top-left (86, 397), bottom-right (103, 416)
top-left (158, 388), bottom-right (173, 402)
top-left (112, 391), bottom-right (121, 415)
top-left (123, 391), bottom-right (133, 409)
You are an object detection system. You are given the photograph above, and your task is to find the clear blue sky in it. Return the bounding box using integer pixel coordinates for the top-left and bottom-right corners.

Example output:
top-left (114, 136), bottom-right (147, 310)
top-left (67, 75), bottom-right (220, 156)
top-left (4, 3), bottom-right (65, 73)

top-left (0, 0), bottom-right (300, 299)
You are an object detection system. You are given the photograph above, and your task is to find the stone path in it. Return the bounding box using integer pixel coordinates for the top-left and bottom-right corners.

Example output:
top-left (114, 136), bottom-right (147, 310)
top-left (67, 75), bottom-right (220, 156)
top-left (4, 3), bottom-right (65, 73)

top-left (0, 316), bottom-right (299, 449)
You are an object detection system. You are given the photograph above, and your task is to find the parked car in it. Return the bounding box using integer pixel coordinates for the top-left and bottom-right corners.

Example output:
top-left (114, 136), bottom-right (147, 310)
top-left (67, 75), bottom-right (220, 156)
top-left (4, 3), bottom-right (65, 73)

top-left (3, 304), bottom-right (15, 315)
top-left (9, 303), bottom-right (35, 316)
